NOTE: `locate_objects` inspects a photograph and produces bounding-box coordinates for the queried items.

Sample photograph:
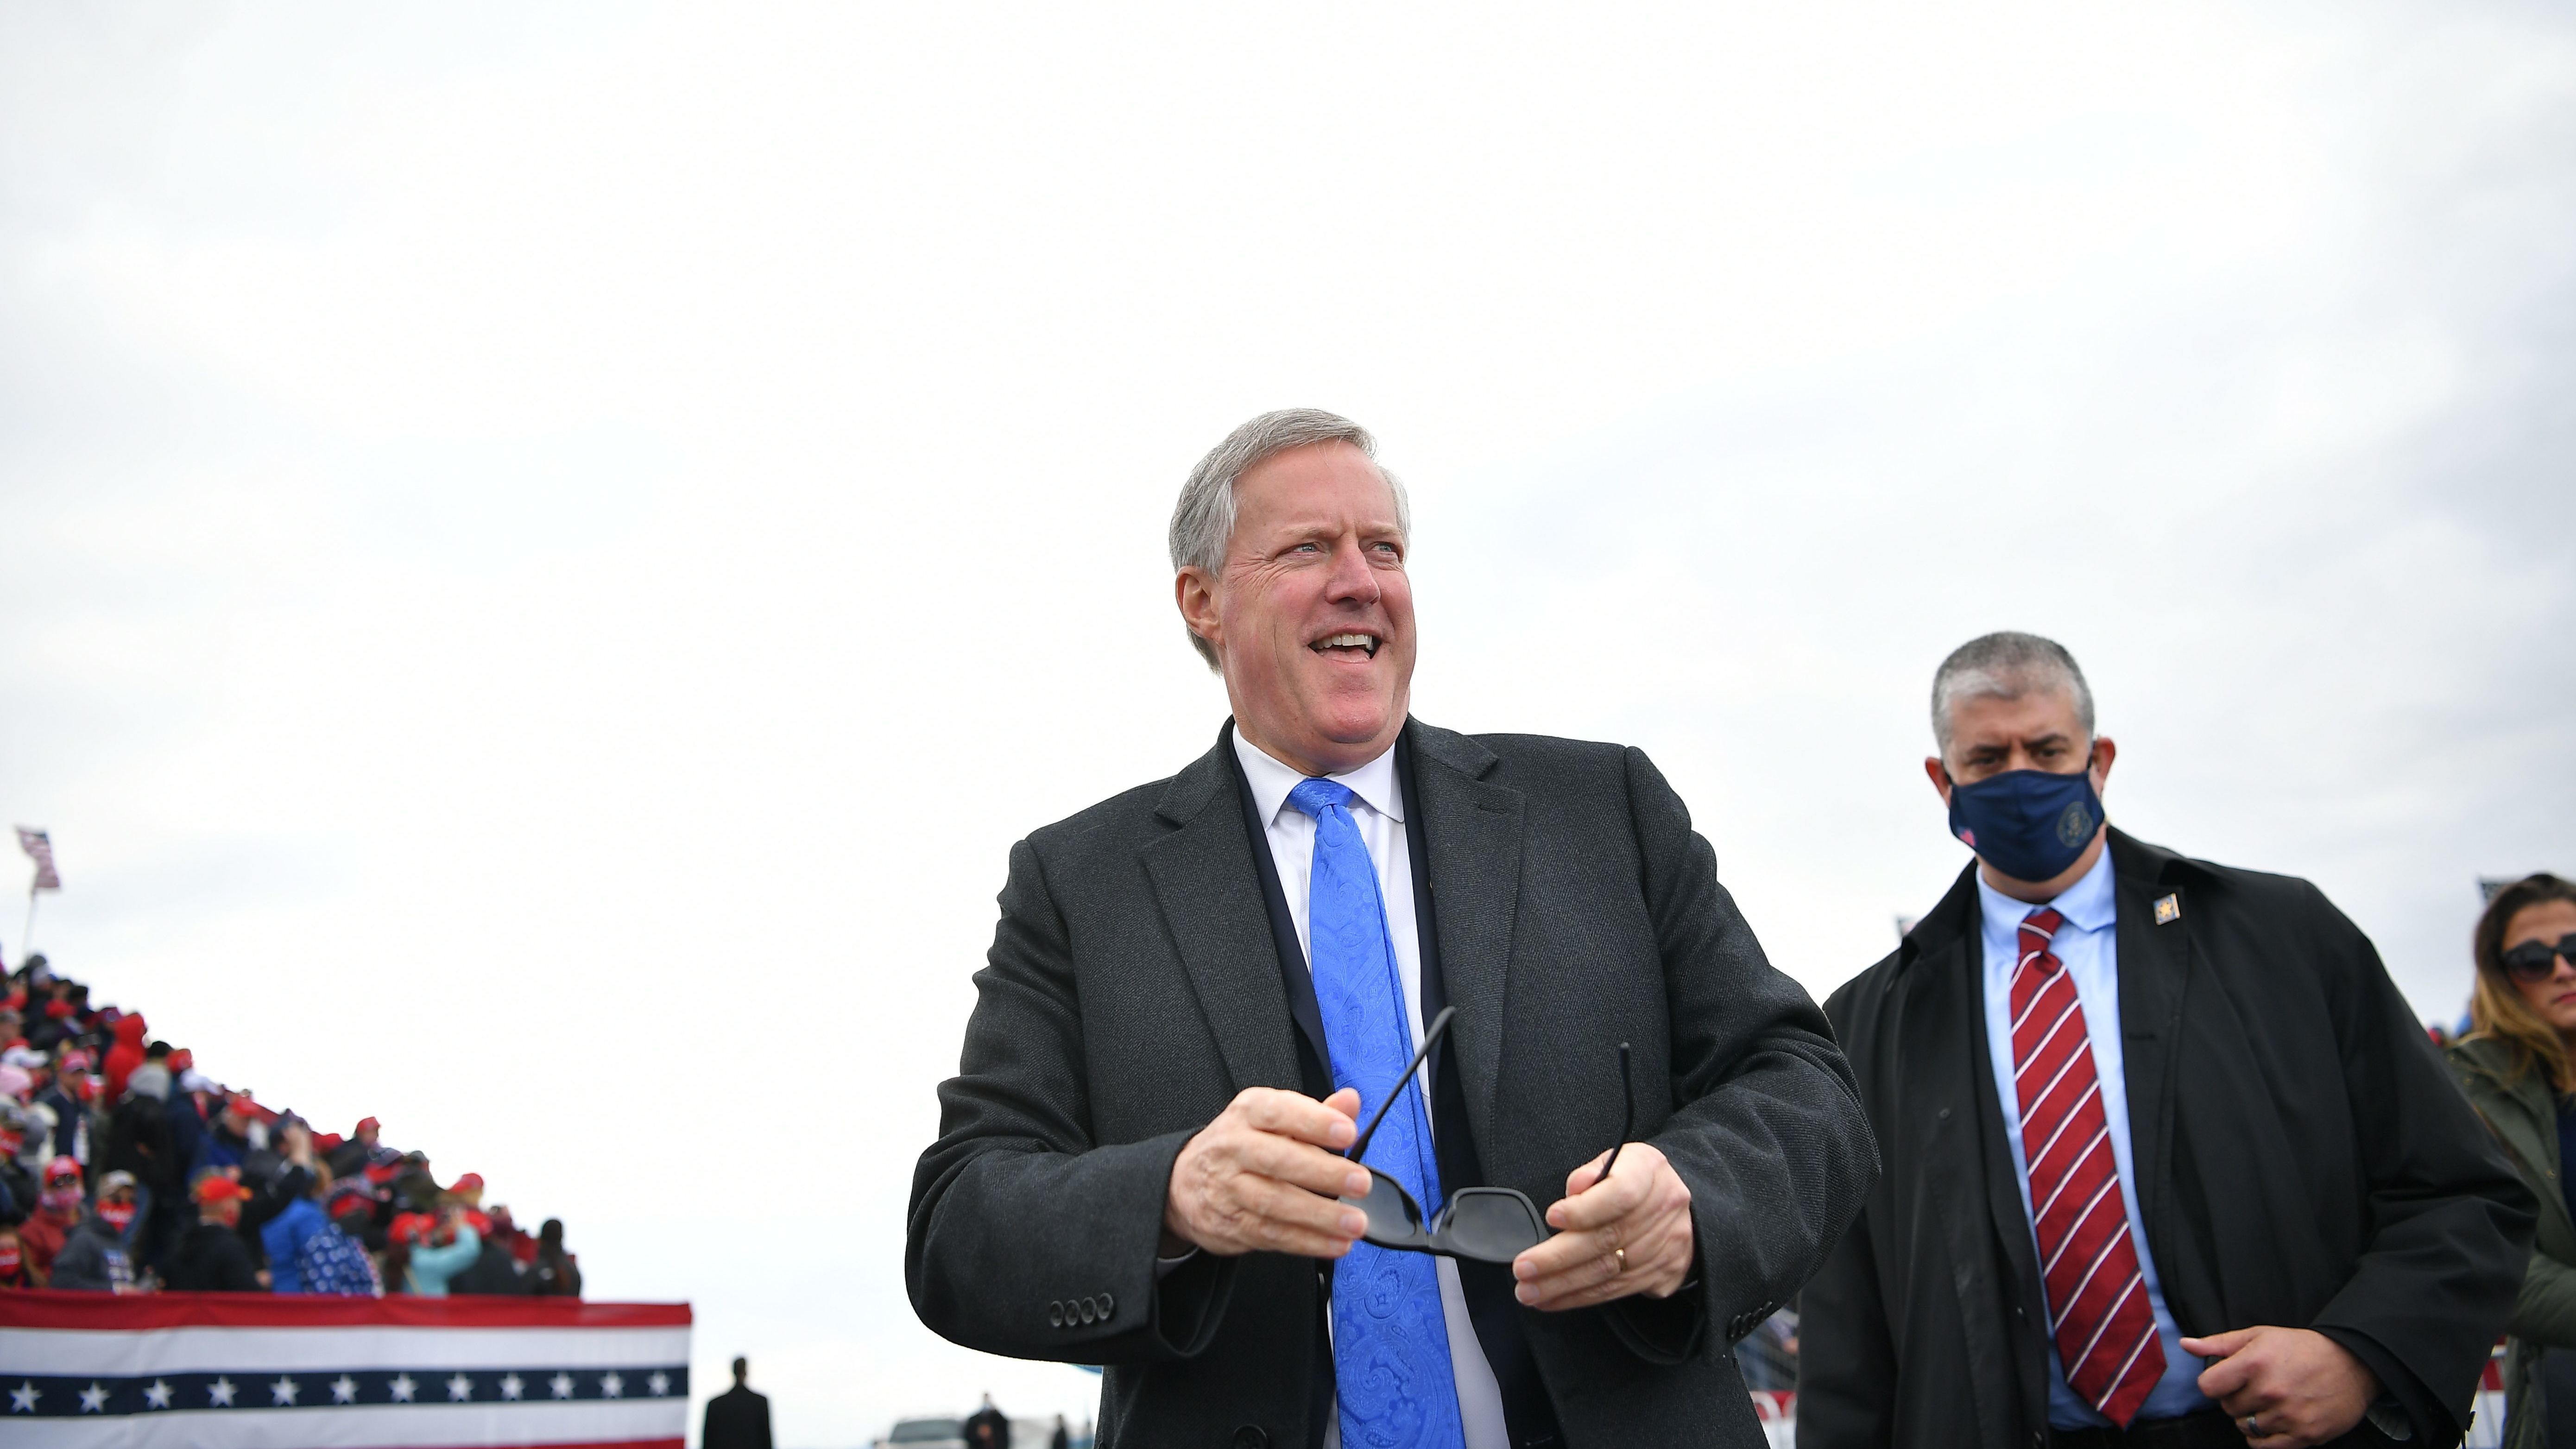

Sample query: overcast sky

[5,3,2572,1444]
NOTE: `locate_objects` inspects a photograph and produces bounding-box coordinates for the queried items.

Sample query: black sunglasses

[1338,1008,1635,1264]
[2502,933,2576,984]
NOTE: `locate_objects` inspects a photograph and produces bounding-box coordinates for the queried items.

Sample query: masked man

[909,409,1875,1449]
[1799,631,2532,1449]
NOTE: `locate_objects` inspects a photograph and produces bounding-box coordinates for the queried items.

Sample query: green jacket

[2450,1036,2576,1449]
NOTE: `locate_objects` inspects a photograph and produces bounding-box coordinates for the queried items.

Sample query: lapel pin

[2154,893,2181,925]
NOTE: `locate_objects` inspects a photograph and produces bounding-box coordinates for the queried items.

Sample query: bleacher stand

[0,952,577,1297]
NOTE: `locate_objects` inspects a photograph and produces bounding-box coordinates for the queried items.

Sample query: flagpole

[21,884,34,960]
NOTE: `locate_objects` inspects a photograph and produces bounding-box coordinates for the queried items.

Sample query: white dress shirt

[1234,733,1511,1449]
[1977,848,2213,1427]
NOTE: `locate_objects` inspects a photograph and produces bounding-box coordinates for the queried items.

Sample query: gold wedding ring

[1612,1247,1627,1275]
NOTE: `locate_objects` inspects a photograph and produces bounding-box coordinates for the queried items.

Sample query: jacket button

[1080,1297,1099,1324]
[1047,1301,1064,1328]
[1097,1291,1114,1321]
[1232,1428,1269,1449]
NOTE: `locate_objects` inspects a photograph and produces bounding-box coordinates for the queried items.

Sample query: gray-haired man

[908,409,1875,1449]
[1798,632,2532,1449]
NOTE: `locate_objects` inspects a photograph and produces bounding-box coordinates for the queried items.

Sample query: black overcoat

[1798,830,2535,1449]
[701,1385,773,1449]
[908,719,1877,1449]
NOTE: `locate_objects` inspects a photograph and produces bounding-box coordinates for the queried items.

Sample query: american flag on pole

[0,1291,691,1449]
[16,827,59,892]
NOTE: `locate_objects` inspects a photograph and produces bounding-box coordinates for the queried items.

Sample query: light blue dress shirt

[1978,848,2213,1427]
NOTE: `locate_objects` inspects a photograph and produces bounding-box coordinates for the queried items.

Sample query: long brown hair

[2466,873,2576,1095]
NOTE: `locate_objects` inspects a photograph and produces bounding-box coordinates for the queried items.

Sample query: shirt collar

[1232,729,1404,826]
[1973,840,2118,935]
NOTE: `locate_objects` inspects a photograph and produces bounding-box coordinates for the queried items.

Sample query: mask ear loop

[1593,1042,1633,1188]
[1348,1006,1456,1163]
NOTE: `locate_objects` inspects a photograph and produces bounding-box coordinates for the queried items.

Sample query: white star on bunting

[389,1373,417,1403]
[648,1371,670,1397]
[271,1376,301,1406]
[7,1382,36,1413]
[207,1377,237,1407]
[79,1383,108,1413]
[447,1373,474,1402]
[330,1376,359,1404]
[600,1371,624,1398]
[144,1380,174,1410]
[500,1373,525,1400]
[549,1373,575,1399]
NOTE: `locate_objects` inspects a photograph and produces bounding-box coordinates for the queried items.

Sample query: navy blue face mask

[1945,763,2104,883]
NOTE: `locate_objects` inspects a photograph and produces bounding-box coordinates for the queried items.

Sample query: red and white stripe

[0,1292,689,1449]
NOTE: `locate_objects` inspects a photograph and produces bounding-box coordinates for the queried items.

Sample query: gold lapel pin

[2154,893,2181,925]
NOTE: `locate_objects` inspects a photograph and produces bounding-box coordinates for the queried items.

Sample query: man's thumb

[2179,1328,2256,1360]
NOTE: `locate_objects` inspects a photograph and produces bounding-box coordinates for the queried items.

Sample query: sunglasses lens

[1437,1190,1548,1263]
[2505,943,2563,982]
[1346,1170,1426,1247]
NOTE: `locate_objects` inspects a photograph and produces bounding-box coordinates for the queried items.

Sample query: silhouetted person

[965,1393,1009,1449]
[1048,1413,1070,1449]
[701,1356,771,1449]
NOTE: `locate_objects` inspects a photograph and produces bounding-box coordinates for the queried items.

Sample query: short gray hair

[1168,408,1409,670]
[1930,631,2096,755]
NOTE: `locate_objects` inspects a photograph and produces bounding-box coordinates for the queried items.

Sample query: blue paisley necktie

[1286,777,1465,1449]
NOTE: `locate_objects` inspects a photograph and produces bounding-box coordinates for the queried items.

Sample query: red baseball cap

[191,1175,253,1206]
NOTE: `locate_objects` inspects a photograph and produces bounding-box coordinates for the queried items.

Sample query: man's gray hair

[1168,408,1410,670]
[1930,631,2096,755]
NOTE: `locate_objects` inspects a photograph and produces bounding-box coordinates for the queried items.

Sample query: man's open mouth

[1311,632,1381,660]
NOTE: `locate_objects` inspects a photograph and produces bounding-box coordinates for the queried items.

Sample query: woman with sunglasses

[2450,871,2576,1449]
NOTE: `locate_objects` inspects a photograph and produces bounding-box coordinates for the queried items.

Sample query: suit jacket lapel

[1404,720,1523,1153]
[1912,863,2051,1431]
[1142,735,1306,1095]
[2109,829,2192,1325]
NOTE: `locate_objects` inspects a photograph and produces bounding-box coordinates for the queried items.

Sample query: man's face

[1927,685,2109,799]
[1178,441,1416,776]
[208,1198,242,1227]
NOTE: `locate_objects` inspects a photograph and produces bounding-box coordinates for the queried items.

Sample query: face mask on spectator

[0,1129,19,1156]
[39,1185,82,1214]
[0,1244,20,1274]
[99,1201,138,1231]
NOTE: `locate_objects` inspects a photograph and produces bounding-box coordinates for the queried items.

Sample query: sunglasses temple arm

[1594,1042,1634,1189]
[1350,1006,1457,1162]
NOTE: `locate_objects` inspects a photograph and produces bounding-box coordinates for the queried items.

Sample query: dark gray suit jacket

[908,719,1876,1449]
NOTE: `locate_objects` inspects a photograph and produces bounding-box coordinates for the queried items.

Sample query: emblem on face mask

[2055,801,2095,848]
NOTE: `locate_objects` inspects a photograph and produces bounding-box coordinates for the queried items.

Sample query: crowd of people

[0,952,579,1298]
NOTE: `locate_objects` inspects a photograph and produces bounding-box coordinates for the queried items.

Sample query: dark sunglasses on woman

[2501,933,2576,984]
[1337,1006,1634,1264]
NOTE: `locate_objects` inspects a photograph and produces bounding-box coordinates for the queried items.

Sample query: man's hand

[1164,1087,1370,1259]
[1510,1141,1695,1310]
[2180,1326,2379,1448]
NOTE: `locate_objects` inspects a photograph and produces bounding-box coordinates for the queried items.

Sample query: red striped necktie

[2011,906,2165,1426]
